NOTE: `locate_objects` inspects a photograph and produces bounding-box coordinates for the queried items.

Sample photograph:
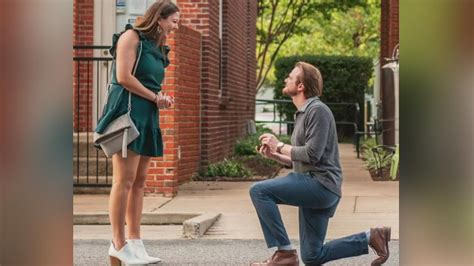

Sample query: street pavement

[74,239,399,265]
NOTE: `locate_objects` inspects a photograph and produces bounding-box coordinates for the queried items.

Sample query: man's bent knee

[249,182,266,199]
[301,251,324,266]
[302,258,323,266]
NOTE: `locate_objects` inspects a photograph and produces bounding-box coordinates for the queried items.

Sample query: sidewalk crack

[149,198,174,212]
[353,196,358,213]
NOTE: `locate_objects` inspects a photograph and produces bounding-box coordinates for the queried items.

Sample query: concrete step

[73,157,113,176]
[73,186,111,194]
[73,176,113,194]
[73,175,113,185]
[73,132,106,157]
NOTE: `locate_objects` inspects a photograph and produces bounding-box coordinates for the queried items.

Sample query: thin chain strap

[128,41,143,113]
[104,38,143,113]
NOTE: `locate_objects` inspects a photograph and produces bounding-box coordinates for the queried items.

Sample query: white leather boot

[127,239,162,264]
[108,241,148,266]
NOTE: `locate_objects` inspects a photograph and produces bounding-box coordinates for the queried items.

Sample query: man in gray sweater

[250,62,391,266]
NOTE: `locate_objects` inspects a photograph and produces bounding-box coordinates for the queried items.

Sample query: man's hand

[259,133,280,153]
[256,143,276,159]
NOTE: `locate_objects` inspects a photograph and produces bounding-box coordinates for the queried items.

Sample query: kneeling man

[250,62,391,266]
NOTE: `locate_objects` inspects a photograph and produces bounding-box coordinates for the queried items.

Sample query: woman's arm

[115,30,158,103]
[115,30,172,109]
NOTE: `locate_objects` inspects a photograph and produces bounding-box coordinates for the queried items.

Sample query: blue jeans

[249,172,368,265]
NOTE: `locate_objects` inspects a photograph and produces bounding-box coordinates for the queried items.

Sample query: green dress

[95,24,170,157]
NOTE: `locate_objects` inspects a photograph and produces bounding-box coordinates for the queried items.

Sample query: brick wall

[178,0,257,167]
[381,0,399,145]
[73,0,257,195]
[73,0,94,132]
[174,28,202,187]
[220,0,257,158]
[145,26,202,196]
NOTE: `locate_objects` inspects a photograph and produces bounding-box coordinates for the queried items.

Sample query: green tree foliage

[257,0,380,89]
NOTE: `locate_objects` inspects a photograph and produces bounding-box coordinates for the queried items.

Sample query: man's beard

[283,86,298,97]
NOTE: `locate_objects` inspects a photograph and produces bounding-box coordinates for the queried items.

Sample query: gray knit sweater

[290,97,343,196]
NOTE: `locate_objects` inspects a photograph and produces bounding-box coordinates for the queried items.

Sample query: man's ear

[297,83,305,92]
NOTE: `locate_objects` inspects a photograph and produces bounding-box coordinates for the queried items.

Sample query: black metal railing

[73,45,113,187]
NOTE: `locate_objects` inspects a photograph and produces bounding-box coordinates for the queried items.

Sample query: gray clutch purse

[93,95,140,158]
[93,41,143,158]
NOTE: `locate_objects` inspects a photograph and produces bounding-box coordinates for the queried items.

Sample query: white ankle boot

[108,241,148,266]
[127,239,162,264]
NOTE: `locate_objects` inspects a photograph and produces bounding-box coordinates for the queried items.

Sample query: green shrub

[363,147,393,171]
[234,135,261,156]
[274,55,373,138]
[255,124,274,135]
[361,137,378,150]
[200,158,252,178]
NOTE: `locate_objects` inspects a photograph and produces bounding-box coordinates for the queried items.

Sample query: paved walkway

[74,144,399,241]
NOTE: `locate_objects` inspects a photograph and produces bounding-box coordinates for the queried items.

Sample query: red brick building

[73,0,257,196]
[380,0,399,145]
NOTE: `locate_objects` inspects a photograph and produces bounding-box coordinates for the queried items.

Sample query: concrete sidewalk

[74,144,399,240]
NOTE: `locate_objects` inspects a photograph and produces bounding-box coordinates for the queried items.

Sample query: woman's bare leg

[126,155,151,239]
[109,151,141,250]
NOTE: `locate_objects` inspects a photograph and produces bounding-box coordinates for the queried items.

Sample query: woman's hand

[155,92,174,109]
[165,95,175,108]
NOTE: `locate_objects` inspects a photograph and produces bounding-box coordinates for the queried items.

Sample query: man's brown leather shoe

[250,249,299,266]
[369,226,391,265]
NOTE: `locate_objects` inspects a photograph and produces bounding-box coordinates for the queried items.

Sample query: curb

[73,187,111,194]
[74,212,222,239]
[183,213,221,239]
[74,212,199,225]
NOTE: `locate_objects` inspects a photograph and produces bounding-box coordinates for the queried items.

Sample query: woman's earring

[157,25,162,33]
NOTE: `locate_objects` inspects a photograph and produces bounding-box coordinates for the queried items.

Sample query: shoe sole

[371,227,391,266]
[385,226,391,242]
[380,226,391,265]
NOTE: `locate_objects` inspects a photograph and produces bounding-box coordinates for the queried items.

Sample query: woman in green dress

[95,1,179,265]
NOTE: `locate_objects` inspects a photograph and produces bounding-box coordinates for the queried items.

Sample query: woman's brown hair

[135,0,179,46]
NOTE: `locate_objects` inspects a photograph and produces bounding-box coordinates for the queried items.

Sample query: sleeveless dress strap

[109,24,145,58]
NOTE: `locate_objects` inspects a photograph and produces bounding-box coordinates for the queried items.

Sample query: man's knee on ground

[301,250,324,266]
